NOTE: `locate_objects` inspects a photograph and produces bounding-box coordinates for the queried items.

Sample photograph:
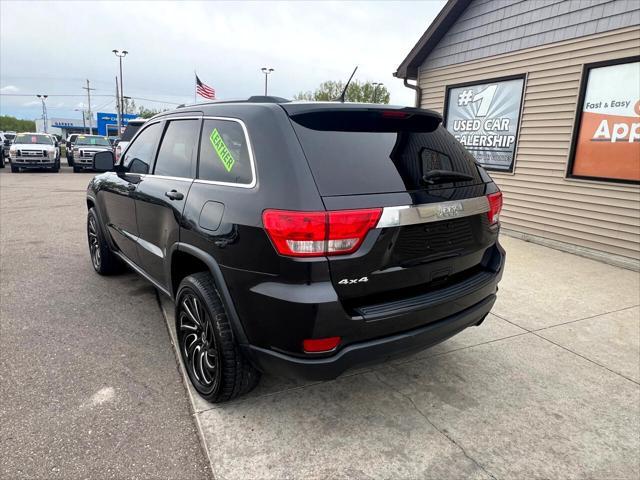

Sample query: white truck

[70,135,113,173]
[9,132,59,173]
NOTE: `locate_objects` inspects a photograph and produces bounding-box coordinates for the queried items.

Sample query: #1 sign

[445,77,525,172]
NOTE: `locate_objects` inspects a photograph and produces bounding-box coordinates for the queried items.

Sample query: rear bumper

[244,294,496,381]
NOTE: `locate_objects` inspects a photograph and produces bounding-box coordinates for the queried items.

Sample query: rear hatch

[284,104,500,317]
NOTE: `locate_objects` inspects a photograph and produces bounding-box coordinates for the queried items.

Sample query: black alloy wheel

[86,207,121,275]
[87,214,101,271]
[177,290,222,396]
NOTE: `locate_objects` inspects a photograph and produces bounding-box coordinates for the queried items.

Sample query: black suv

[86,98,505,402]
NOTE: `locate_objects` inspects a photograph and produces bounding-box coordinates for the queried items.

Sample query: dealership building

[35,112,138,138]
[396,0,640,269]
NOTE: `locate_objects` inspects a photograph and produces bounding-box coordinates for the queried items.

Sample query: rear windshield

[5,133,15,140]
[290,122,483,196]
[121,122,145,142]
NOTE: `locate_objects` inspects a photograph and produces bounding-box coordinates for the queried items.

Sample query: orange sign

[571,61,640,182]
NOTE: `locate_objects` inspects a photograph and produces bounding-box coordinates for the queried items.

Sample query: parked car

[9,132,59,172]
[47,133,61,162]
[114,118,146,163]
[86,99,505,403]
[1,131,17,165]
[71,135,112,172]
[65,133,80,166]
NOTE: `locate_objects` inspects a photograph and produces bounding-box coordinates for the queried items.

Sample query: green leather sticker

[209,128,235,172]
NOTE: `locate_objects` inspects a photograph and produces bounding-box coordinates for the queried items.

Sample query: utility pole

[115,76,122,135]
[82,79,95,134]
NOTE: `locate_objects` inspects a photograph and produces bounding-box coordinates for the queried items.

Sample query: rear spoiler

[282,104,442,133]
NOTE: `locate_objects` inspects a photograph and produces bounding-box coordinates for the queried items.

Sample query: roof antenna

[336,66,358,103]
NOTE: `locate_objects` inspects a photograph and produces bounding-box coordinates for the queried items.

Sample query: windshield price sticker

[210,128,235,172]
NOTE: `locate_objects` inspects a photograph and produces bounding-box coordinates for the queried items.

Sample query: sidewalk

[162,235,640,479]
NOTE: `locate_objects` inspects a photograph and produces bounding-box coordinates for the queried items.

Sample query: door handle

[165,190,184,201]
[126,184,136,191]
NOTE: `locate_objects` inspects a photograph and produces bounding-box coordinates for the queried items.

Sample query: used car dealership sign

[445,77,525,172]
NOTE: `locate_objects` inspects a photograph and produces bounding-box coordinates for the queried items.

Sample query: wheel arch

[169,243,249,345]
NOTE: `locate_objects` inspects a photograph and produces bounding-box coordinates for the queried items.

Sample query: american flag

[196,74,216,100]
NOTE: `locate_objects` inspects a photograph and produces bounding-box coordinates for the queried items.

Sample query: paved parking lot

[0,167,210,479]
[1,167,639,479]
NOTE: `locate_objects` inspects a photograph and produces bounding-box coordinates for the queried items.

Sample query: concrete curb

[156,291,217,480]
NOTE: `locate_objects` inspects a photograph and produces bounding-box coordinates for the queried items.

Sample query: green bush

[0,115,36,132]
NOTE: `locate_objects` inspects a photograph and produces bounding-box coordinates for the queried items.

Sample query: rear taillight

[487,192,503,225]
[262,208,382,257]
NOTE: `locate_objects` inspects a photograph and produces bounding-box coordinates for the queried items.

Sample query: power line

[0,93,184,105]
[0,93,114,97]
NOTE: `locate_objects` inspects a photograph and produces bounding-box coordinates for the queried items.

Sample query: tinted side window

[122,122,163,174]
[198,119,253,185]
[154,119,199,178]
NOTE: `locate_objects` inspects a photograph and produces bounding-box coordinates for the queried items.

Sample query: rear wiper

[422,169,474,185]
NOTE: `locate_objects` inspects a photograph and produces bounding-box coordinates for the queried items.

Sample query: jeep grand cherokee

[86,98,505,403]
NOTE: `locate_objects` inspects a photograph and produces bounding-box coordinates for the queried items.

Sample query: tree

[294,80,390,104]
[119,97,166,119]
[0,115,36,132]
[136,106,166,119]
[121,97,137,115]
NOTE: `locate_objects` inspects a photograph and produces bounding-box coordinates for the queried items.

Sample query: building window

[568,56,640,184]
[444,75,524,173]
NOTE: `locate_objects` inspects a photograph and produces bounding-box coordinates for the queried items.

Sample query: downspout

[403,77,422,108]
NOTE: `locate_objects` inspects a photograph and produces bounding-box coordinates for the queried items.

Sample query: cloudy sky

[0,1,445,121]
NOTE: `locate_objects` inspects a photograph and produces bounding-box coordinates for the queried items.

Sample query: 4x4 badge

[338,277,369,285]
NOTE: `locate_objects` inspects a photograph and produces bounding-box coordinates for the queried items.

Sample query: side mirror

[93,150,115,172]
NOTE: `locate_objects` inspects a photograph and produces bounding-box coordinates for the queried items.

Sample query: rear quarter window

[198,119,253,185]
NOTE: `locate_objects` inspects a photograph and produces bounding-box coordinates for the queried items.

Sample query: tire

[87,207,121,275]
[0,155,5,168]
[51,160,60,173]
[11,165,18,173]
[73,166,80,173]
[176,272,260,403]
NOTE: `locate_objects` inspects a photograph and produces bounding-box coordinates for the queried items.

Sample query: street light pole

[112,49,129,130]
[372,82,384,103]
[74,108,86,132]
[261,67,274,96]
[36,95,48,133]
